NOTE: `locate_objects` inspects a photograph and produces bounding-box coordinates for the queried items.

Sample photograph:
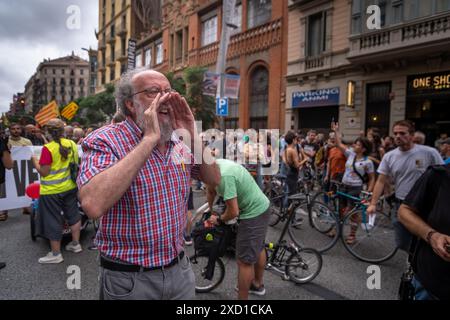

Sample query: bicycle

[190,199,323,293]
[290,180,398,263]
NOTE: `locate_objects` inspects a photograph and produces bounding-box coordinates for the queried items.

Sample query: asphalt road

[0,191,407,300]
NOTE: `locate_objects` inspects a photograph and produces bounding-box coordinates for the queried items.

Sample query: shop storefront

[406,71,450,145]
[292,87,340,134]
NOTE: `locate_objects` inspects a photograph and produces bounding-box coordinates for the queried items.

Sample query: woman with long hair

[331,122,376,244]
[31,119,82,264]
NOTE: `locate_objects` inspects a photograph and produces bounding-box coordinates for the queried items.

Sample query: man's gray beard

[135,101,173,142]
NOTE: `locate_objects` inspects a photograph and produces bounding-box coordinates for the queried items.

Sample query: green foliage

[71,83,116,126]
[166,67,217,129]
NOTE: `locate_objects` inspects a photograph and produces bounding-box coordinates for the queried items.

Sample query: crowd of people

[0,66,449,300]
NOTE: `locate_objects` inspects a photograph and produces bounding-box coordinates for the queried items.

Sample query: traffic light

[20,98,25,107]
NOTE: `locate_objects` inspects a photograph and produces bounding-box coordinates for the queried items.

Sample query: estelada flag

[35,101,59,126]
[61,102,79,120]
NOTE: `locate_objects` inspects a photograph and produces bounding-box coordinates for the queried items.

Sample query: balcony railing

[192,18,283,66]
[348,12,450,61]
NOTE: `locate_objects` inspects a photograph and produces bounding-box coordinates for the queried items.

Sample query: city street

[0,191,407,300]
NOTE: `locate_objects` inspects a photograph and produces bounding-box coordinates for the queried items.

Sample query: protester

[206,158,270,300]
[24,124,46,146]
[332,122,375,244]
[324,132,346,184]
[72,128,85,144]
[77,68,220,300]
[381,135,396,157]
[439,138,450,165]
[413,131,426,145]
[0,134,13,269]
[7,123,32,148]
[64,125,74,140]
[301,130,319,165]
[367,120,444,251]
[7,123,32,215]
[30,119,82,264]
[434,133,448,149]
[398,163,450,300]
[0,134,14,223]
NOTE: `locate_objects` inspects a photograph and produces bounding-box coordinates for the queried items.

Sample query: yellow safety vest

[40,138,78,195]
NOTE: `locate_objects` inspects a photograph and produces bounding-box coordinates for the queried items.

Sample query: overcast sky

[0,0,98,113]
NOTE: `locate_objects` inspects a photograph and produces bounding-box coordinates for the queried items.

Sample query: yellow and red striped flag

[61,102,79,120]
[35,101,59,126]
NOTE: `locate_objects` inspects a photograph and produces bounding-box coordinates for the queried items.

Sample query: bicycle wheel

[285,248,322,284]
[342,209,398,263]
[268,195,284,227]
[189,254,225,293]
[288,201,339,253]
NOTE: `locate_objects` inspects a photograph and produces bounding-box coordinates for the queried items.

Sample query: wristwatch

[426,230,437,244]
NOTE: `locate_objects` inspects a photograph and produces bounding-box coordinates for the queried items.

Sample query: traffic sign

[216,97,228,116]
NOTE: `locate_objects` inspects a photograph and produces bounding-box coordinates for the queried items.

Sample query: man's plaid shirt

[77,117,199,267]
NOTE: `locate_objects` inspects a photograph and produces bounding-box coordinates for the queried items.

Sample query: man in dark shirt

[0,134,14,269]
[398,164,450,300]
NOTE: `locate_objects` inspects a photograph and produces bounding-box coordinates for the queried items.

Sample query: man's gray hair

[115,67,152,116]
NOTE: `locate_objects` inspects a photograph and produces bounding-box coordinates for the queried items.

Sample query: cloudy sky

[0,0,98,113]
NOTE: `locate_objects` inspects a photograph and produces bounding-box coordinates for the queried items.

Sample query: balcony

[117,25,127,37]
[107,34,116,45]
[348,12,450,63]
[98,41,107,51]
[192,18,283,67]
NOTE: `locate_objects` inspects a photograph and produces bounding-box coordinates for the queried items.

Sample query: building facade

[287,0,450,144]
[134,0,288,130]
[96,0,147,93]
[24,53,90,113]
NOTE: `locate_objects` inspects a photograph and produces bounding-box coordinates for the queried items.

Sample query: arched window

[249,66,268,130]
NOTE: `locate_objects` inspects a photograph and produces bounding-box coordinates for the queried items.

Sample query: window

[249,67,268,130]
[231,4,242,34]
[122,37,127,56]
[307,12,327,57]
[70,69,75,76]
[110,68,115,81]
[44,69,47,75]
[111,0,115,20]
[111,44,115,61]
[145,48,152,66]
[62,69,65,75]
[201,15,218,46]
[175,31,183,63]
[80,69,84,75]
[156,42,163,64]
[136,52,142,67]
[437,0,450,12]
[247,0,272,29]
[392,0,403,23]
[52,69,55,75]
[122,0,126,9]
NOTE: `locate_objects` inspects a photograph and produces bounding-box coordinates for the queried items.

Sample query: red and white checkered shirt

[77,117,199,267]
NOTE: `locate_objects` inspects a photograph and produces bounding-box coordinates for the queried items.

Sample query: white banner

[0,146,82,211]
[0,147,41,210]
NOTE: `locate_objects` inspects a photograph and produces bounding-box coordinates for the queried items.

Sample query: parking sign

[216,97,228,116]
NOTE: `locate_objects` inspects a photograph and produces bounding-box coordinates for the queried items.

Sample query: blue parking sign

[216,97,228,116]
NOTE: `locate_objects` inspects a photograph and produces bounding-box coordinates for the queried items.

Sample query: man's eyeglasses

[131,87,175,99]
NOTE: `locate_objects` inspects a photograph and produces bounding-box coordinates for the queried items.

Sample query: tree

[166,67,217,129]
[71,84,116,127]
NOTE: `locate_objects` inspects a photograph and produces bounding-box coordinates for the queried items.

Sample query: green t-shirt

[215,159,270,220]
